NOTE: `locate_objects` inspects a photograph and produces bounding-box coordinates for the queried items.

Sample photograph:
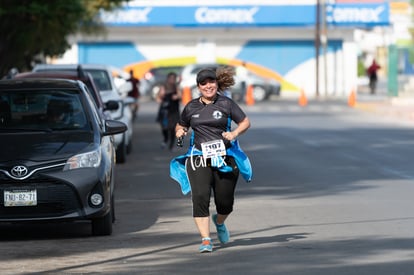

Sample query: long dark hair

[216,66,235,92]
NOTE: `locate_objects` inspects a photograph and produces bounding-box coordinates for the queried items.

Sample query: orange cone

[181,86,192,105]
[348,89,356,107]
[298,89,308,107]
[245,85,255,106]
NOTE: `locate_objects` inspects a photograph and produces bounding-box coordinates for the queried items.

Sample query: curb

[354,100,414,122]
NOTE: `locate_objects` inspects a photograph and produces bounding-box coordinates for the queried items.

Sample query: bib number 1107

[201,139,226,159]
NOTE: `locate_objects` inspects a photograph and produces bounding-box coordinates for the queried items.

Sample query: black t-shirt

[178,95,246,150]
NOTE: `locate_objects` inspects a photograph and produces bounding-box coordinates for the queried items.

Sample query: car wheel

[252,86,267,102]
[91,205,113,236]
[116,135,127,164]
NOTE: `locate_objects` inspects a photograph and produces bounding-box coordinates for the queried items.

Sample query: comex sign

[326,4,388,25]
[100,4,388,27]
[101,6,259,25]
[101,7,152,24]
[195,7,259,24]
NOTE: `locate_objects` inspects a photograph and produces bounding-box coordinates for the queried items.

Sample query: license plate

[4,190,37,207]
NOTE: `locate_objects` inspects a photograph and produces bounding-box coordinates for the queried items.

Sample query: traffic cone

[181,86,192,105]
[298,89,308,107]
[348,89,356,107]
[245,85,255,106]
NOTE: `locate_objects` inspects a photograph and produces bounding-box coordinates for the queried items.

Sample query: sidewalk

[355,80,414,123]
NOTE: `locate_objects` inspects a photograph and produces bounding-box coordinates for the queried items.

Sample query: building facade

[59,0,391,97]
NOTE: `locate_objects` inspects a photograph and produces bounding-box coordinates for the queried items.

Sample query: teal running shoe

[212,214,230,244]
[199,237,213,253]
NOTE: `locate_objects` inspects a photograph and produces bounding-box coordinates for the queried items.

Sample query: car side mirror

[104,100,119,111]
[104,120,127,136]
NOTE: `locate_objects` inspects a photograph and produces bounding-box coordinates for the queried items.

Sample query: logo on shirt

[212,110,223,120]
[192,114,200,118]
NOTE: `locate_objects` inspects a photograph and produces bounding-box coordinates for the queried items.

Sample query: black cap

[196,69,216,85]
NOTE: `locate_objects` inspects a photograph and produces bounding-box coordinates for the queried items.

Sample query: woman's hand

[175,127,188,138]
[222,131,238,141]
[222,117,250,141]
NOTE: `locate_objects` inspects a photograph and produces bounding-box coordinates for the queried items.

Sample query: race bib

[201,139,226,159]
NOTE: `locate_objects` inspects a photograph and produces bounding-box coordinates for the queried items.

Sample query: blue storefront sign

[100,3,389,28]
[326,3,389,27]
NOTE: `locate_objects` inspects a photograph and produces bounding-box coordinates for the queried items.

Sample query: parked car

[0,78,127,235]
[179,63,281,102]
[33,64,134,163]
[140,66,183,99]
[13,70,119,121]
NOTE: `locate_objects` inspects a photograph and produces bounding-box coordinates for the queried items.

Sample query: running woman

[173,66,252,253]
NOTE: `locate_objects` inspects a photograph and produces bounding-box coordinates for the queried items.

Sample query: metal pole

[321,0,328,97]
[315,0,321,97]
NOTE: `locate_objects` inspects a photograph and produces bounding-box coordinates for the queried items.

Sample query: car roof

[14,72,104,108]
[34,63,112,70]
[32,64,125,93]
[0,78,82,90]
[33,64,127,78]
[16,71,88,81]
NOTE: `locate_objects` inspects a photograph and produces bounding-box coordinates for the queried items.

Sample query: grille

[0,175,82,219]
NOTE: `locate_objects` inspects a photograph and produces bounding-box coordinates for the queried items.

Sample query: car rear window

[0,89,89,132]
[83,69,112,91]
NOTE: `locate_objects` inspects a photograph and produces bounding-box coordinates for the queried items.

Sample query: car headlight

[64,148,102,170]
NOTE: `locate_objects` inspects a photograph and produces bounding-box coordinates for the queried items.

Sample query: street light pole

[315,0,321,97]
[321,0,328,97]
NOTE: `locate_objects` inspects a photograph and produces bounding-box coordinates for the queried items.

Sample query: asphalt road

[1,98,414,275]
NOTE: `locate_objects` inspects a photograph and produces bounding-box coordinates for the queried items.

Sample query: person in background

[172,66,252,253]
[127,69,140,120]
[367,59,381,94]
[156,72,181,150]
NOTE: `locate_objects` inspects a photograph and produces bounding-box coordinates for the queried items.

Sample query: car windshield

[0,89,89,132]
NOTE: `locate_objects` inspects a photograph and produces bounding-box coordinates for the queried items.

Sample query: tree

[0,0,128,77]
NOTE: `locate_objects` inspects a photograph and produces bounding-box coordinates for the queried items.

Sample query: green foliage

[0,0,128,77]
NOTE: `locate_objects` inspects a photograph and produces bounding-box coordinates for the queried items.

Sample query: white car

[179,63,281,102]
[33,64,134,163]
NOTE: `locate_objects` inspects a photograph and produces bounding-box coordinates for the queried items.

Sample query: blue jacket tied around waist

[170,140,253,195]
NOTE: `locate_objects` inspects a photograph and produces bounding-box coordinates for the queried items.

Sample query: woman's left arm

[222,117,250,141]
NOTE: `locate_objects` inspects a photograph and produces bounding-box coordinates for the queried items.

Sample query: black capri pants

[186,156,239,217]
